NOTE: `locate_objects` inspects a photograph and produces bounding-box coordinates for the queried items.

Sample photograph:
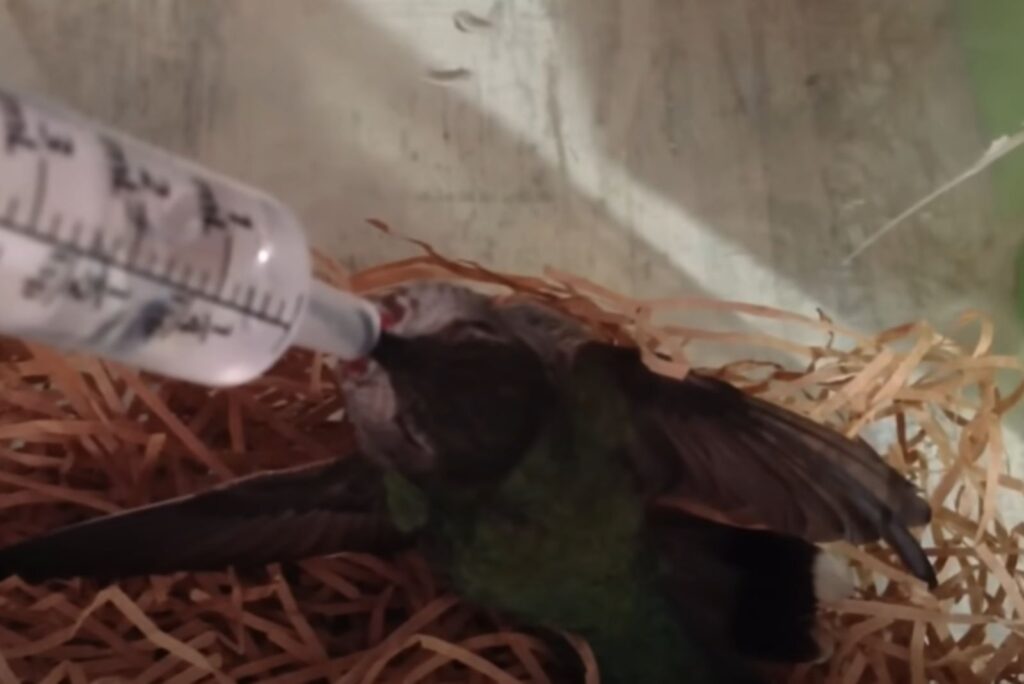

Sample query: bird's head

[336,281,501,391]
[370,280,496,337]
[337,281,547,481]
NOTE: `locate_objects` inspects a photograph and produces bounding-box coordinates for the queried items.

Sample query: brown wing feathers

[597,343,936,586]
[0,457,408,582]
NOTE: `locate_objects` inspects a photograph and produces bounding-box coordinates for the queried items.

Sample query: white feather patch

[813,551,855,604]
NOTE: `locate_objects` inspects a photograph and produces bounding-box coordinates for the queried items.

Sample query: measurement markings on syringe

[0,91,75,156]
[0,210,298,331]
[0,89,354,382]
[0,93,299,333]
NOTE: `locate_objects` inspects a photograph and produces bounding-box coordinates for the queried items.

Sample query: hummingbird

[0,281,935,683]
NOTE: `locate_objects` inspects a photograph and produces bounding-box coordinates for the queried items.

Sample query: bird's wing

[583,343,935,586]
[0,456,409,582]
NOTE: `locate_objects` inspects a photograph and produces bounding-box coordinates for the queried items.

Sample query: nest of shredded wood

[1,246,1023,684]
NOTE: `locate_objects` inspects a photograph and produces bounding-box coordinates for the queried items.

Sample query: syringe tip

[295,281,381,360]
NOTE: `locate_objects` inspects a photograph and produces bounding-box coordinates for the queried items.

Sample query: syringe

[0,87,380,386]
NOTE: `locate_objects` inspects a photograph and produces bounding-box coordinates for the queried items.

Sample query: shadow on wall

[554,0,1021,348]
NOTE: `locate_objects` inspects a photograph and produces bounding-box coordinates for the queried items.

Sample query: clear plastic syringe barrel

[0,88,315,386]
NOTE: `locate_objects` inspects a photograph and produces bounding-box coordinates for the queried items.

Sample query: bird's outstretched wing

[581,343,936,587]
[0,456,409,582]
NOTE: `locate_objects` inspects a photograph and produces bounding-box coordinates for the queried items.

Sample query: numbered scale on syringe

[0,89,312,385]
